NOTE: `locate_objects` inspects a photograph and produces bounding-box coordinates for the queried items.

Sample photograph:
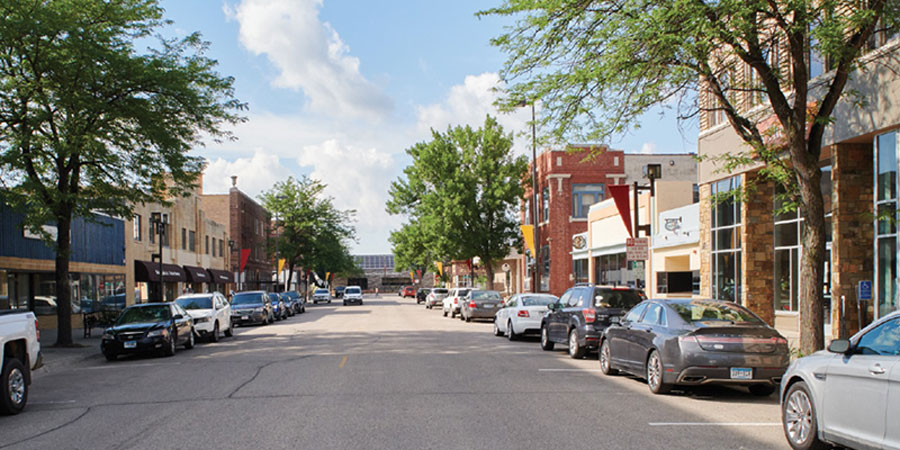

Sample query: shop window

[573,259,589,284]
[0,271,29,312]
[572,184,605,218]
[711,176,742,302]
[877,131,900,318]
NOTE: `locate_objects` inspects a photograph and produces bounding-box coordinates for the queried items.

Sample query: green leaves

[388,115,528,272]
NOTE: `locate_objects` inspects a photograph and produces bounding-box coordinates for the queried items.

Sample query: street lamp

[518,99,540,293]
[228,239,236,291]
[150,212,169,302]
[632,163,662,237]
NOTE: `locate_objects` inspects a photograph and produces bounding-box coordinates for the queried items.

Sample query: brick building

[521,147,697,297]
[202,176,272,291]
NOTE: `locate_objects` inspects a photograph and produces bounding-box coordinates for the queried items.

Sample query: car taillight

[35,319,40,341]
[583,309,596,324]
[517,310,530,318]
[454,298,458,304]
[468,301,476,308]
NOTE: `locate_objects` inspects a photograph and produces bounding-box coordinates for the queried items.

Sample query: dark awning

[134,260,186,282]
[207,268,234,283]
[183,265,211,283]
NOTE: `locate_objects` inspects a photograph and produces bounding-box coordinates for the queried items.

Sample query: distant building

[332,254,433,292]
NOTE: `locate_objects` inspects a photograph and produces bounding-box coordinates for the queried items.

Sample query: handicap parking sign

[858,280,873,301]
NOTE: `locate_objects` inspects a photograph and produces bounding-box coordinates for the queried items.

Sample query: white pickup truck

[0,310,42,415]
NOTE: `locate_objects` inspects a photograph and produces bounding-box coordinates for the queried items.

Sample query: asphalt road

[1,295,788,449]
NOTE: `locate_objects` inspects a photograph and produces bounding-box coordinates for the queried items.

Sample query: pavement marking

[76,362,182,370]
[30,400,76,405]
[339,355,348,368]
[648,422,781,427]
[538,368,605,373]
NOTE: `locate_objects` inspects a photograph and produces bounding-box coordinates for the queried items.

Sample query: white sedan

[175,293,233,342]
[494,293,559,340]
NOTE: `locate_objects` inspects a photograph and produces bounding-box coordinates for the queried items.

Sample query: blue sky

[161,0,697,254]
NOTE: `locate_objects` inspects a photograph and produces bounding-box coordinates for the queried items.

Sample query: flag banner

[278,259,286,274]
[416,269,422,278]
[436,262,443,276]
[326,272,331,282]
[240,249,251,272]
[609,184,633,237]
[520,225,535,257]
[409,271,414,280]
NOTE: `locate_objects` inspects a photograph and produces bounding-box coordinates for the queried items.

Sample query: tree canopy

[0,0,245,345]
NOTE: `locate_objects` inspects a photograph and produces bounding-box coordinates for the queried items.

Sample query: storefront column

[699,184,712,298]
[832,143,874,338]
[741,172,776,326]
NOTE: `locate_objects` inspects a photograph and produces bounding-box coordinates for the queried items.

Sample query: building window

[877,131,899,318]
[541,186,549,222]
[189,230,196,252]
[205,235,209,254]
[211,238,216,257]
[219,239,224,258]
[133,215,142,241]
[182,228,187,250]
[572,184,605,218]
[693,184,699,203]
[541,245,550,292]
[711,176,742,302]
[573,259,589,284]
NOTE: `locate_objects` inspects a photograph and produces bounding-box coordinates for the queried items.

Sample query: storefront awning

[183,265,211,283]
[134,260,186,282]
[207,268,234,284]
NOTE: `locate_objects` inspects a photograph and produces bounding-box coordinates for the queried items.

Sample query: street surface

[1,295,787,449]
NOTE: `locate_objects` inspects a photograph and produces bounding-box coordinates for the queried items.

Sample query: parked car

[0,310,42,415]
[442,288,471,318]
[101,303,195,361]
[284,291,306,314]
[312,288,331,304]
[780,309,900,450]
[401,286,416,298]
[343,286,364,305]
[425,288,448,309]
[175,293,233,342]
[541,285,646,359]
[279,293,296,317]
[494,293,559,340]
[269,293,288,320]
[600,299,789,396]
[416,288,431,304]
[459,290,503,322]
[230,291,274,326]
[334,286,346,299]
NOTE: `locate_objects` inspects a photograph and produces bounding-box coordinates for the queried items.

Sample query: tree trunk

[485,261,495,291]
[54,212,73,347]
[795,152,827,355]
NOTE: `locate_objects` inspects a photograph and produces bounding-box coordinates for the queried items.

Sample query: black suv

[540,285,646,359]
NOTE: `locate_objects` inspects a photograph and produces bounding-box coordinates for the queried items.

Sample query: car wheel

[540,325,554,351]
[443,309,448,317]
[328,300,331,304]
[782,381,827,450]
[450,310,456,319]
[164,334,177,357]
[568,329,585,359]
[314,300,318,305]
[646,350,671,394]
[749,384,776,397]
[493,319,503,336]
[465,313,471,323]
[185,329,195,349]
[210,322,220,343]
[0,358,28,415]
[599,340,618,375]
[224,323,233,337]
[507,320,518,341]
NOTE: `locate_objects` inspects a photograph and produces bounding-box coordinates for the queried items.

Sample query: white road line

[30,400,76,405]
[538,369,605,372]
[648,422,781,427]
[76,362,182,370]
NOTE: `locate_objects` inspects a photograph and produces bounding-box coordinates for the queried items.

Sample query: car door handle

[870,364,886,375]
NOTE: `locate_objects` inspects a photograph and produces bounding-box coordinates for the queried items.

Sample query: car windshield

[286,292,300,299]
[269,294,280,302]
[315,289,329,295]
[175,296,212,310]
[232,293,263,305]
[521,295,558,306]
[472,291,501,300]
[671,301,763,324]
[346,288,361,294]
[116,306,170,325]
[457,289,470,296]
[593,289,644,309]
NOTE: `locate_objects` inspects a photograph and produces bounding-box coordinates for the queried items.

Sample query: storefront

[133,260,186,302]
[183,265,211,294]
[651,203,700,297]
[207,269,235,294]
[875,130,900,319]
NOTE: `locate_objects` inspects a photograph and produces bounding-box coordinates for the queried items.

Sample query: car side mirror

[173,314,184,320]
[827,339,852,354]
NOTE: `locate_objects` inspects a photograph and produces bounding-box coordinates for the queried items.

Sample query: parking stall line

[648,422,781,427]
[538,368,605,373]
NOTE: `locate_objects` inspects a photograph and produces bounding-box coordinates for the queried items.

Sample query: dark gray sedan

[459,290,503,322]
[599,299,790,396]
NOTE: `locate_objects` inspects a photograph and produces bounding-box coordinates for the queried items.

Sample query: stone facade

[698,183,712,298]
[741,172,775,326]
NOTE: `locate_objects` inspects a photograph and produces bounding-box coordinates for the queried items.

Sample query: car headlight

[194,317,210,324]
[102,330,115,340]
[254,307,264,313]
[147,328,168,338]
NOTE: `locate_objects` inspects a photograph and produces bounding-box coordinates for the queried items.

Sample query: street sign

[631,261,645,278]
[626,237,649,261]
[858,280,873,301]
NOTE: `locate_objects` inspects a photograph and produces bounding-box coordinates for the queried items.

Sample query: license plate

[241,316,249,320]
[730,368,753,380]
[482,304,494,308]
[124,341,137,349]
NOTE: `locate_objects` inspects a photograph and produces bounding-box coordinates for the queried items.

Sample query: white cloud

[415,72,533,156]
[202,148,292,198]
[226,0,393,120]
[638,141,658,154]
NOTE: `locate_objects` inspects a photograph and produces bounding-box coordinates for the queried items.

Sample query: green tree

[483,0,896,354]
[0,0,245,346]
[388,115,528,290]
[260,176,358,298]
[390,219,438,287]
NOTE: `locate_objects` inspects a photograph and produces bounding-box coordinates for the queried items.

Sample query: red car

[401,286,416,298]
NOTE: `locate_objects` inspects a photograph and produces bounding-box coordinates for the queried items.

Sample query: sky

[161,0,699,254]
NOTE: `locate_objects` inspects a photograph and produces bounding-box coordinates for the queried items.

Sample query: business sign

[626,237,649,261]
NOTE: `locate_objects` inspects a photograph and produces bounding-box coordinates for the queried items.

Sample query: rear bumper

[672,366,786,386]
[467,309,499,319]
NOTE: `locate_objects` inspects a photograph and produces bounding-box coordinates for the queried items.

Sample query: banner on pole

[240,249,251,272]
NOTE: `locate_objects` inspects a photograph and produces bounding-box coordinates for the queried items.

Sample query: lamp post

[631,164,662,291]
[518,100,540,293]
[150,212,168,302]
[228,239,236,291]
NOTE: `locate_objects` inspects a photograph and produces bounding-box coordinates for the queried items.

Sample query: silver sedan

[780,309,900,450]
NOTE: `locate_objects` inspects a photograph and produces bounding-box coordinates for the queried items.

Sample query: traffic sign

[858,280,872,301]
[626,237,649,261]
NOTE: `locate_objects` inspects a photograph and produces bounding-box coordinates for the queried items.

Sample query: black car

[279,293,296,317]
[101,303,195,361]
[416,288,431,304]
[541,285,646,359]
[230,291,274,326]
[334,286,346,299]
[269,293,288,320]
[600,299,790,395]
[284,291,306,314]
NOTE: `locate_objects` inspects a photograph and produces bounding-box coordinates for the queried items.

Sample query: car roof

[176,293,215,299]
[235,290,266,295]
[126,302,172,309]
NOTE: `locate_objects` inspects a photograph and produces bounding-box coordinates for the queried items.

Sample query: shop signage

[572,234,587,250]
[23,224,58,241]
[501,263,511,272]
[626,237,649,261]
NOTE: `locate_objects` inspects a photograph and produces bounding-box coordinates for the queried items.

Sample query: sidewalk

[36,328,102,373]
